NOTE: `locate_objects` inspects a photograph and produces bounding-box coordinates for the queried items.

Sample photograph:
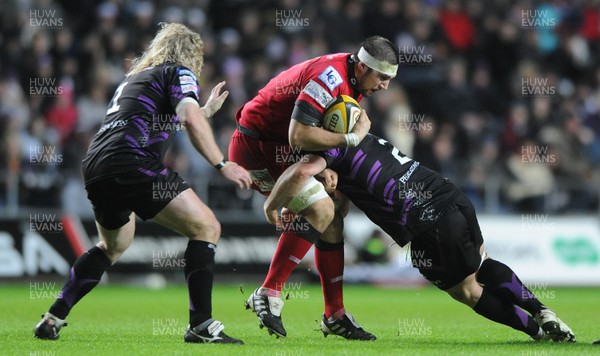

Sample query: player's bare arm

[288,109,370,151]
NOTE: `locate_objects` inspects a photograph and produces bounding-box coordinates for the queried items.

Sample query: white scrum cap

[357,47,398,78]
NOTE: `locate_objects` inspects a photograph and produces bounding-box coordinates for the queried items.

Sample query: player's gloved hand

[317,168,337,193]
[201,81,229,118]
[346,110,371,147]
[220,161,252,189]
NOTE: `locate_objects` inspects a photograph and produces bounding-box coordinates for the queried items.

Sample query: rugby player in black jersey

[34,23,251,344]
[264,134,575,342]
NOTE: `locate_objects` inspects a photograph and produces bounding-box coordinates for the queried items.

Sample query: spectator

[0,0,597,214]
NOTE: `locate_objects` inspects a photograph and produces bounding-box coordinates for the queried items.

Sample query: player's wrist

[345,133,360,147]
[213,159,229,171]
[201,106,213,118]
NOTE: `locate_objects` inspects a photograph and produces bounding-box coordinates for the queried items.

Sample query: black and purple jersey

[82,63,199,184]
[318,134,460,246]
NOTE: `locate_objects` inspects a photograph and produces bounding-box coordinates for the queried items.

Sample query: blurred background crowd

[1,0,599,219]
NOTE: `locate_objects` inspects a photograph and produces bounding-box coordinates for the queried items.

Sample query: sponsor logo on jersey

[177,68,197,80]
[180,84,198,96]
[177,69,198,98]
[179,75,196,85]
[302,80,333,108]
[399,161,419,184]
[98,119,127,134]
[318,65,344,91]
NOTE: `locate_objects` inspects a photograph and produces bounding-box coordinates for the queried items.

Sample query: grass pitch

[2,282,599,355]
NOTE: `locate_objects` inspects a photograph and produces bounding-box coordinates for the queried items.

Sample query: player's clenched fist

[350,110,371,142]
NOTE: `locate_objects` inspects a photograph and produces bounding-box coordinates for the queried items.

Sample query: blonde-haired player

[34,23,251,344]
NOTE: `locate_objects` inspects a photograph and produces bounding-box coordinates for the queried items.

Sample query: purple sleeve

[314,147,344,168]
[165,65,200,110]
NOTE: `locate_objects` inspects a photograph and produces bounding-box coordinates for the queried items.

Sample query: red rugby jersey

[236,53,363,143]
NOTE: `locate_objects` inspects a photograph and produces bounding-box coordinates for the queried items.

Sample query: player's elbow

[288,130,306,150]
[289,121,316,150]
[178,103,203,131]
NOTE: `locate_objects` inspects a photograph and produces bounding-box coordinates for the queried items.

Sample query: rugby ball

[322,95,361,134]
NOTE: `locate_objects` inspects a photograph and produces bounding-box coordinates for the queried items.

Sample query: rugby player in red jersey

[230,36,399,339]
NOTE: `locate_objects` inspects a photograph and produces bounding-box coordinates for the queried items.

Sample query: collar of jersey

[346,54,361,97]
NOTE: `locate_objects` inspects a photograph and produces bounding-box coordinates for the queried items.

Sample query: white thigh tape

[287,177,329,214]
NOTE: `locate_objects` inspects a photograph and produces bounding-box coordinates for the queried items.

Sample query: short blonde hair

[127,22,204,77]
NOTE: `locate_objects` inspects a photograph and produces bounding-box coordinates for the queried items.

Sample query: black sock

[314,239,344,251]
[49,246,112,319]
[476,259,544,315]
[473,288,540,336]
[185,240,216,328]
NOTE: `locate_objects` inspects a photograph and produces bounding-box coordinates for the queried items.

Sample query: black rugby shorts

[409,192,484,290]
[85,168,190,229]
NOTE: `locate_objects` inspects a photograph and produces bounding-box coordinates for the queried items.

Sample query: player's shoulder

[307,53,350,74]
[162,62,198,81]
[305,53,351,92]
[359,134,390,152]
[311,53,350,64]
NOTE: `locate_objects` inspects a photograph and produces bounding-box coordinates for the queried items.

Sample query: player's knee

[96,240,126,263]
[302,197,335,233]
[319,210,344,243]
[335,195,351,217]
[447,275,482,307]
[448,287,473,304]
[188,217,221,243]
[320,199,335,228]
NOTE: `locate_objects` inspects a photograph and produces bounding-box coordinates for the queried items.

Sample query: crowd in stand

[1,0,599,216]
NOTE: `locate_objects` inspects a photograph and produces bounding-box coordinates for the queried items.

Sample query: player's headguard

[355,36,399,78]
